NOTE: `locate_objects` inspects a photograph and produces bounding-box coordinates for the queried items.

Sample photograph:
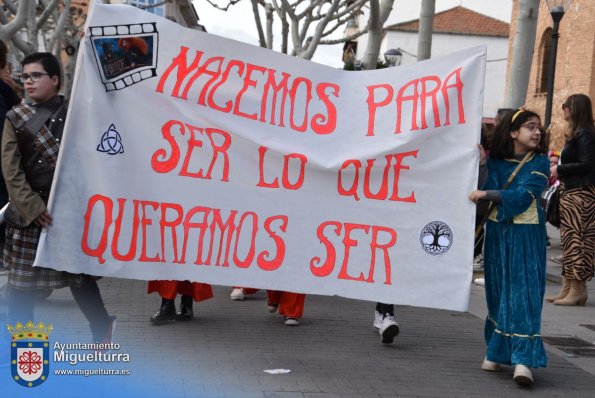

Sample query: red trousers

[147,280,213,302]
[267,290,305,318]
[233,287,305,318]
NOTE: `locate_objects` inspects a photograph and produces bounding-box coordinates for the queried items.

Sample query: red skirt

[147,280,213,302]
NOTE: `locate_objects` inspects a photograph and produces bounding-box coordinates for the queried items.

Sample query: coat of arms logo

[7,321,53,387]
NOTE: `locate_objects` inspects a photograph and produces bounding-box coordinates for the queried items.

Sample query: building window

[537,28,552,94]
[128,0,165,18]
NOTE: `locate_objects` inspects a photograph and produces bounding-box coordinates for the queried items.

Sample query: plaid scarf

[11,102,62,169]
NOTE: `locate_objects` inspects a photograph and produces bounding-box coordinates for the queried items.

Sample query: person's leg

[278,292,306,326]
[556,188,592,305]
[378,303,394,316]
[147,281,177,325]
[177,294,193,321]
[266,290,282,313]
[69,278,115,343]
[373,303,384,329]
[7,286,36,324]
[175,281,215,321]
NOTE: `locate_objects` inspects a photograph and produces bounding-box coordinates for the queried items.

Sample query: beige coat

[1,119,47,226]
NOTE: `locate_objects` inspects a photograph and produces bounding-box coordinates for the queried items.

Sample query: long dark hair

[490,108,548,159]
[563,94,594,140]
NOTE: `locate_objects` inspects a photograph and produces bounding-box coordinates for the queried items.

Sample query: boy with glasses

[1,53,116,347]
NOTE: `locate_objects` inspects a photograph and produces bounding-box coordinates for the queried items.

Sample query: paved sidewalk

[1,226,594,397]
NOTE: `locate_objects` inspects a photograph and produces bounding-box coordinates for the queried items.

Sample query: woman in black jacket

[548,94,595,306]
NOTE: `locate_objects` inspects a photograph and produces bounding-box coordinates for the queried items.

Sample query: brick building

[507,0,595,150]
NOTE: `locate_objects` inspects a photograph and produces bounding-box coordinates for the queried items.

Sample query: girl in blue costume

[469,108,549,386]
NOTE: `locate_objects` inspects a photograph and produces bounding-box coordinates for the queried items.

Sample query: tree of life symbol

[419,221,453,255]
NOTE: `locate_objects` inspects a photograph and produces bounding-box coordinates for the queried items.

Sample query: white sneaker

[379,315,400,344]
[230,288,245,301]
[481,358,502,372]
[284,317,300,326]
[373,311,383,330]
[473,277,485,286]
[550,255,563,265]
[513,364,534,386]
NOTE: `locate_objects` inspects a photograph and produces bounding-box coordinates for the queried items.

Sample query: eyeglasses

[19,72,49,83]
[520,122,542,132]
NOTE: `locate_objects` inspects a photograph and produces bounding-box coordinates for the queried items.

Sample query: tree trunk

[417,0,435,61]
[504,0,540,108]
[362,0,394,69]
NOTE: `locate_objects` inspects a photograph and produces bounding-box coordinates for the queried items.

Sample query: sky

[194,0,513,68]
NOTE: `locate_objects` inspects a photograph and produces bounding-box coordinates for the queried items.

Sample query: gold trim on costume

[513,197,539,224]
[487,317,541,339]
[505,153,535,163]
[488,198,539,224]
[488,208,498,222]
[531,171,548,180]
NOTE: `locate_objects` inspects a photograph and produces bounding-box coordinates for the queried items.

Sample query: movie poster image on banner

[89,22,158,91]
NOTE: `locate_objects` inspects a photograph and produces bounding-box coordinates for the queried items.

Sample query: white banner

[35,4,485,311]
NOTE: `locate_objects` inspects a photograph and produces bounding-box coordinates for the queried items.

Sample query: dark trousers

[7,286,36,324]
[8,278,110,340]
[376,302,394,316]
[69,278,111,340]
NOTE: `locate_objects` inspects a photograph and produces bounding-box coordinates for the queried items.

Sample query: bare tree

[504,0,540,108]
[206,0,374,60]
[0,0,88,98]
[0,0,34,50]
[417,0,434,61]
[360,0,394,70]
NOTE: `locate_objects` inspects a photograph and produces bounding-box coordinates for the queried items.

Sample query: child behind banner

[468,108,549,386]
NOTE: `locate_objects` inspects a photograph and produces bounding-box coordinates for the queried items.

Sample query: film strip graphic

[89,22,159,92]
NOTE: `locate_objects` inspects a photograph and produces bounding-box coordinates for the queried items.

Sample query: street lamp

[384,49,403,67]
[544,0,572,128]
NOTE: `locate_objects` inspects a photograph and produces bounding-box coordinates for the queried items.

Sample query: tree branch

[0,0,32,42]
[319,26,368,45]
[250,0,267,47]
[3,0,18,15]
[280,0,301,55]
[48,0,72,54]
[37,0,61,30]
[265,3,274,49]
[301,0,340,59]
[204,0,245,12]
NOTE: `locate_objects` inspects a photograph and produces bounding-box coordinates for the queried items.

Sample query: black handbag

[544,185,561,228]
